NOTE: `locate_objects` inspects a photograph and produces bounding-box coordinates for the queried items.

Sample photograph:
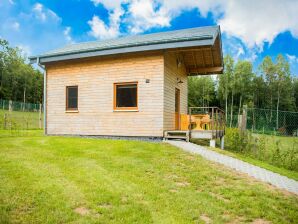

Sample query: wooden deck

[164,107,225,148]
[164,130,224,141]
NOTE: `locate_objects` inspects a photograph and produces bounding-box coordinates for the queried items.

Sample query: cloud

[89,0,298,51]
[18,44,31,57]
[286,54,298,63]
[217,1,298,50]
[88,0,125,39]
[32,2,60,22]
[88,10,123,39]
[127,0,170,34]
[91,0,125,9]
[12,21,20,31]
[63,27,74,43]
[222,34,257,62]
[286,54,298,75]
[0,2,71,55]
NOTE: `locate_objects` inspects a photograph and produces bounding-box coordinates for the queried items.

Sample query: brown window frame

[113,82,138,111]
[66,86,78,111]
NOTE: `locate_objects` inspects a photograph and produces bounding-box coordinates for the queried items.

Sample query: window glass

[66,86,78,110]
[115,83,137,109]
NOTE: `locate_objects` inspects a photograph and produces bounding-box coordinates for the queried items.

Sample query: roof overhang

[30,38,214,64]
[29,26,223,74]
[169,36,223,75]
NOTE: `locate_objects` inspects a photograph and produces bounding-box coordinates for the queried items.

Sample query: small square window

[66,86,78,110]
[114,82,138,110]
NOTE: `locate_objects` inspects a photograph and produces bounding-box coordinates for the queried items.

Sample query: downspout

[37,57,47,135]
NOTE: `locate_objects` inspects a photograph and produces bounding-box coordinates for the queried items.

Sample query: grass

[193,131,298,181]
[0,131,297,223]
[0,109,43,130]
[213,145,298,181]
[223,128,298,172]
[192,136,298,181]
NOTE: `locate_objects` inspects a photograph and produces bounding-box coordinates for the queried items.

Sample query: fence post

[238,115,243,129]
[39,103,42,129]
[242,105,247,131]
[4,113,7,129]
[9,100,12,112]
[238,105,247,131]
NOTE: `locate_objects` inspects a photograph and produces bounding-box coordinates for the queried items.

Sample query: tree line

[189,54,298,122]
[0,39,43,104]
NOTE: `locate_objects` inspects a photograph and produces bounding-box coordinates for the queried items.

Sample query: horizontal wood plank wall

[163,52,188,131]
[46,53,164,137]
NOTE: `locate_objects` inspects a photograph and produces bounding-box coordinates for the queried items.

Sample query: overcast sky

[1,0,298,75]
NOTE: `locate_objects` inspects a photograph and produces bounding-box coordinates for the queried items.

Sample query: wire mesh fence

[0,99,43,134]
[246,108,298,136]
[227,107,298,136]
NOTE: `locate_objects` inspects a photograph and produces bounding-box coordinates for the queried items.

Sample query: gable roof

[29,26,222,65]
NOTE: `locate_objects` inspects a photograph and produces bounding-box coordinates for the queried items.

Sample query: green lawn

[0,109,43,130]
[0,132,297,223]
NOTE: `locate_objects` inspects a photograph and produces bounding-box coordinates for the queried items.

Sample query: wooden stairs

[164,130,190,142]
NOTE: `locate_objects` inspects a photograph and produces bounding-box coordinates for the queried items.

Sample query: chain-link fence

[227,107,298,136]
[0,99,43,133]
[246,108,298,136]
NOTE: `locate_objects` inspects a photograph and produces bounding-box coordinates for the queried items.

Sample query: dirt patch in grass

[200,214,211,223]
[175,181,190,187]
[185,155,195,161]
[99,203,113,209]
[251,218,271,224]
[167,174,179,179]
[209,192,230,203]
[121,196,128,203]
[74,207,90,216]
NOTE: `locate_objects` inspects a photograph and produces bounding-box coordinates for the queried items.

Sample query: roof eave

[30,39,215,64]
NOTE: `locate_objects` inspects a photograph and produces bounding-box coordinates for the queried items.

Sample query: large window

[66,86,78,111]
[114,82,138,110]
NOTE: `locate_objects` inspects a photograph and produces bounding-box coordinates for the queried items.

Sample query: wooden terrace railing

[181,107,225,139]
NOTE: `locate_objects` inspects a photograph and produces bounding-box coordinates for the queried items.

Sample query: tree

[218,55,234,121]
[188,76,216,107]
[259,56,276,120]
[0,38,43,104]
[234,60,254,115]
[274,55,294,128]
[293,78,298,111]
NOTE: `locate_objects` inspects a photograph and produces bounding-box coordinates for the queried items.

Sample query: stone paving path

[167,140,298,195]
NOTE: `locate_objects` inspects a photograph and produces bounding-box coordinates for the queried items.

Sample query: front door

[175,88,180,130]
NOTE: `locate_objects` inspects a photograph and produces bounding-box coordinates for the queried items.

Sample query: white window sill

[113,109,139,112]
[65,110,79,113]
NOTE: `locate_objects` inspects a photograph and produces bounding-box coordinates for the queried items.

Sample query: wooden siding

[163,52,188,131]
[46,53,164,137]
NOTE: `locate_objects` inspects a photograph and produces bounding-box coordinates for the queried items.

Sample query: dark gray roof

[30,26,220,64]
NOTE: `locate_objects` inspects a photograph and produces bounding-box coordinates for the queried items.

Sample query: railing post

[216,108,218,138]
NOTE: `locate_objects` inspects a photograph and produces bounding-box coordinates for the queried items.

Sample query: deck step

[165,135,187,139]
[164,130,189,142]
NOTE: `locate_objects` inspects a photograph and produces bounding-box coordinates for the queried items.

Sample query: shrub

[225,128,250,153]
[225,128,298,172]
